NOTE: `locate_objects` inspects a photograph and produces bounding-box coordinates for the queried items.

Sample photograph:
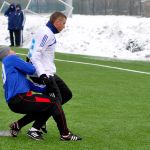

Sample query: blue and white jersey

[28,21,58,77]
[1,55,45,103]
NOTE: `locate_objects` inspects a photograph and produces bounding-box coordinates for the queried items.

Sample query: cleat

[27,129,43,140]
[60,132,82,141]
[9,122,20,137]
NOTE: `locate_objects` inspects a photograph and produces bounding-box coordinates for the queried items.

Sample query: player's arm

[28,80,46,93]
[4,8,10,16]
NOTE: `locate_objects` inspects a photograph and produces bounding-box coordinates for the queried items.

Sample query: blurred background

[0,0,150,17]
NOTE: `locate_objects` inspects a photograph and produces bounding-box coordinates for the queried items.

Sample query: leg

[52,102,81,141]
[27,74,72,131]
[20,30,23,46]
[9,114,35,137]
[54,74,72,105]
[14,30,21,46]
[9,30,14,46]
[8,93,69,139]
[8,93,55,129]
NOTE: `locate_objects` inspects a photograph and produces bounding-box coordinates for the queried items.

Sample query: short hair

[50,12,67,24]
[0,46,10,60]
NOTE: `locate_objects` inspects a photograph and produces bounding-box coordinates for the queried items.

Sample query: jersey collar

[46,21,59,34]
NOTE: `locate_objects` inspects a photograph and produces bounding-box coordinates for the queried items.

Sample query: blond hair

[50,12,67,24]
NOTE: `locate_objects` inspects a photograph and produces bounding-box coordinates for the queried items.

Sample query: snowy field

[1,13,150,61]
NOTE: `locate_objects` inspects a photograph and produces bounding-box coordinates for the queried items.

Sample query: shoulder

[40,25,54,34]
[36,25,54,39]
[3,55,17,61]
[2,55,18,66]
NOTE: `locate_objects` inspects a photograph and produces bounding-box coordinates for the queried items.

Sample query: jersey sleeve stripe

[40,35,48,47]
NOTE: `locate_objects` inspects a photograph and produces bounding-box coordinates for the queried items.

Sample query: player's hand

[40,74,57,98]
[40,74,50,86]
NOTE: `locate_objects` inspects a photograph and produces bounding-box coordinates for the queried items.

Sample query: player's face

[54,17,67,32]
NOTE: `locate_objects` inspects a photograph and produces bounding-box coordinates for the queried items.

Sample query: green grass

[0,47,150,150]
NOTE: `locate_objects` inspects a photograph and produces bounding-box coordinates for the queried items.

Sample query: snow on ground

[1,13,150,61]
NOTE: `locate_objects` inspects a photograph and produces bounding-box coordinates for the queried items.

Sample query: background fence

[74,0,142,15]
[0,0,150,17]
[73,0,150,17]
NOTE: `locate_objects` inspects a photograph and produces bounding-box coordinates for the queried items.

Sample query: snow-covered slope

[1,14,150,61]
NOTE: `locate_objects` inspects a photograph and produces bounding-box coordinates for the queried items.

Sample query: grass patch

[0,47,150,150]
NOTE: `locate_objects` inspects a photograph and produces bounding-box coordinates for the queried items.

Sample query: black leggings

[8,92,69,135]
[30,74,72,105]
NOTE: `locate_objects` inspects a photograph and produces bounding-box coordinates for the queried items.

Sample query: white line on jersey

[16,52,150,75]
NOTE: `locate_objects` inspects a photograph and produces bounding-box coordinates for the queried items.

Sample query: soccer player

[27,11,72,104]
[0,46,81,141]
[27,12,73,132]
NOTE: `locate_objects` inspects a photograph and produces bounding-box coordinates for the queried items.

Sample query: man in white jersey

[27,12,73,133]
